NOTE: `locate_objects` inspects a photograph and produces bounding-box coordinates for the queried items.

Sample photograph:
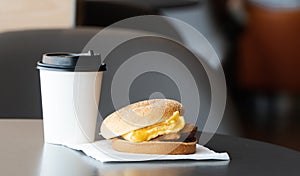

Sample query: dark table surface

[1,119,300,176]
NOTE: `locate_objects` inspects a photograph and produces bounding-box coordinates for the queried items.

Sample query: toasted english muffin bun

[111,138,197,155]
[100,99,183,139]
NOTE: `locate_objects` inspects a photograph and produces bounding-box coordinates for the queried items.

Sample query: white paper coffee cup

[37,51,106,146]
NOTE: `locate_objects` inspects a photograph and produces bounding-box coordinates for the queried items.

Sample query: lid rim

[37,61,106,72]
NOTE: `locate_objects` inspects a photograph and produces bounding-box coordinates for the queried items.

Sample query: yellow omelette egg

[122,111,185,142]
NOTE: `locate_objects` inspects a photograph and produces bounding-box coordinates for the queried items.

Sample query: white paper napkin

[66,140,230,163]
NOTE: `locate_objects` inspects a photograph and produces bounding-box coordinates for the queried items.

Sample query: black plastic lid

[37,50,106,72]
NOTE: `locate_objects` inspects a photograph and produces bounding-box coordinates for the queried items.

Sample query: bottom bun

[112,139,197,155]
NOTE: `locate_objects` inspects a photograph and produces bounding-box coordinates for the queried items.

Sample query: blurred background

[0,0,299,151]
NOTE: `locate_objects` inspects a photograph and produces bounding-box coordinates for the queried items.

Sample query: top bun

[100,99,183,139]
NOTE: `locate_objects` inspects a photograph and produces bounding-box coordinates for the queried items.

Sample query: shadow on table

[100,160,229,176]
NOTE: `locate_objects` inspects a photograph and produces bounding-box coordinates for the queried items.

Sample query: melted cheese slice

[122,111,185,142]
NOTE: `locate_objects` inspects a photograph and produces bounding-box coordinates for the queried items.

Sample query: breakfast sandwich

[100,99,197,155]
